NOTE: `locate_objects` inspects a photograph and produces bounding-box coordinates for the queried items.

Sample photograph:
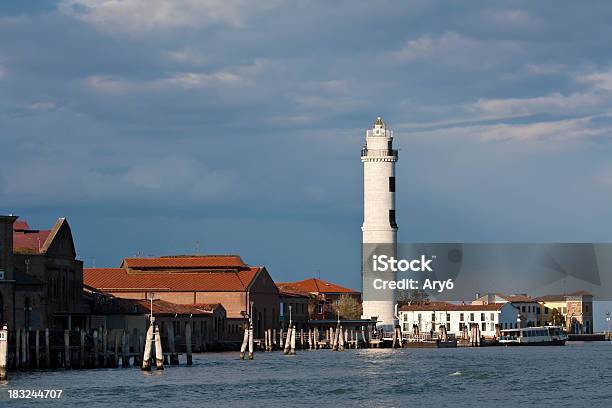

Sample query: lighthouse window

[389,210,397,228]
[389,177,395,192]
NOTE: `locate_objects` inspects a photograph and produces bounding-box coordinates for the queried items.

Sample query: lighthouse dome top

[367,116,392,138]
[374,116,385,129]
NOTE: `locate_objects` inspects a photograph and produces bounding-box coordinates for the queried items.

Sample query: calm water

[1,342,611,407]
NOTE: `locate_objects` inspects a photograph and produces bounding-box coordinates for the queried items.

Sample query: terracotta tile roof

[84,267,260,292]
[121,255,247,270]
[536,291,593,302]
[400,301,507,312]
[276,283,310,298]
[92,297,222,316]
[277,278,359,295]
[13,227,51,254]
[13,221,30,231]
[12,217,71,255]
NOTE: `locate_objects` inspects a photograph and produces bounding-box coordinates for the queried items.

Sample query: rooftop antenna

[195,240,200,255]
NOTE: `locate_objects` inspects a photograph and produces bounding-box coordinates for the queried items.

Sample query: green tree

[307,294,319,316]
[550,308,566,326]
[331,295,363,320]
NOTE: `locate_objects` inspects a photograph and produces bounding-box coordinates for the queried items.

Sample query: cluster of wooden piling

[0,321,200,380]
[252,326,371,358]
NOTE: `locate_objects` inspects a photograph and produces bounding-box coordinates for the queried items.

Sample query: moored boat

[499,326,567,346]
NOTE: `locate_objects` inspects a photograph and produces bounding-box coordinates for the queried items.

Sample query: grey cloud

[3,1,612,289]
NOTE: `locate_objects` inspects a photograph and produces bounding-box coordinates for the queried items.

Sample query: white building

[361,117,398,328]
[398,302,519,338]
[472,293,542,327]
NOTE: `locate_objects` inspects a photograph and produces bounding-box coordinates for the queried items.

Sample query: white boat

[499,326,567,346]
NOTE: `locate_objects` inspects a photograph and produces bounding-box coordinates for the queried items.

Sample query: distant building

[0,215,86,330]
[399,301,519,338]
[537,291,593,334]
[86,290,226,349]
[472,293,541,328]
[277,278,360,320]
[276,284,310,330]
[84,255,279,339]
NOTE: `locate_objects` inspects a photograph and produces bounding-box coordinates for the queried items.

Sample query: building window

[522,306,526,313]
[490,313,495,321]
[446,313,450,322]
[460,313,464,321]
[446,322,450,331]
[389,177,395,193]
[470,313,474,322]
[480,313,485,321]
[481,322,486,332]
[389,210,397,228]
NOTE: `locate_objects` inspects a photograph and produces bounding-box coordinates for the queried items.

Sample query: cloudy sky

[2,0,612,308]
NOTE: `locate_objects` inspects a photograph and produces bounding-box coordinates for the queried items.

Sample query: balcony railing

[361,148,398,158]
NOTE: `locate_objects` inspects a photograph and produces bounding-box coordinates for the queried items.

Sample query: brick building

[277,278,361,320]
[0,215,86,330]
[87,290,227,349]
[84,255,279,339]
[276,283,310,330]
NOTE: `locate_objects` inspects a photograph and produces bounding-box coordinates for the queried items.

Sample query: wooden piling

[167,322,176,365]
[93,330,99,368]
[15,329,20,370]
[300,329,304,349]
[122,330,129,368]
[102,329,108,367]
[283,326,291,355]
[112,334,119,368]
[0,325,8,380]
[35,330,40,368]
[338,327,345,351]
[240,325,248,360]
[24,329,30,369]
[272,329,277,349]
[290,326,296,355]
[268,329,272,351]
[154,324,164,370]
[185,322,193,366]
[133,332,142,366]
[247,328,254,360]
[141,322,154,371]
[279,328,284,349]
[64,330,71,369]
[80,330,86,368]
[45,328,50,369]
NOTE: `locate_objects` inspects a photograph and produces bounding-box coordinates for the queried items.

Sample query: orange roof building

[277,278,361,320]
[84,255,280,339]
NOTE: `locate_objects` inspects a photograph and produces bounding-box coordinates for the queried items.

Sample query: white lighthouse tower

[361,116,398,329]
